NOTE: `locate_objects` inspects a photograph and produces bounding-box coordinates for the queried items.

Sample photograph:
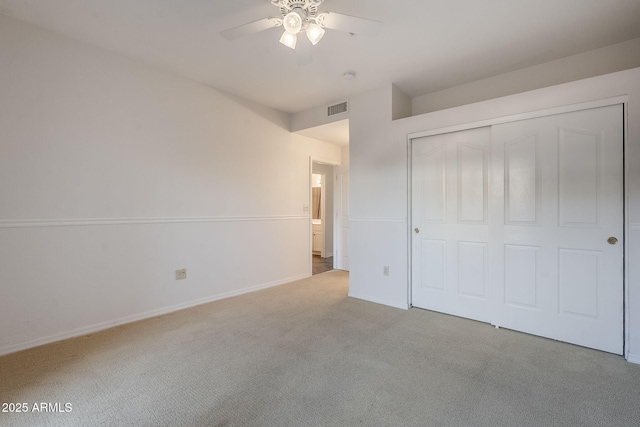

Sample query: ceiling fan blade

[295,36,313,66]
[317,12,382,37]
[220,17,282,40]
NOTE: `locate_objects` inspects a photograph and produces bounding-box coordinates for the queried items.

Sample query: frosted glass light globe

[279,31,297,49]
[306,23,325,45]
[283,11,303,34]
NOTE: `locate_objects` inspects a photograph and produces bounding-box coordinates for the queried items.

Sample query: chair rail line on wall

[0,215,309,229]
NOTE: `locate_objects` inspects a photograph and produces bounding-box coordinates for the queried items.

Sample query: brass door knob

[414,228,420,234]
[607,237,618,245]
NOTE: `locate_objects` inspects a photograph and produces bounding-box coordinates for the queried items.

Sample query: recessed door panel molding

[458,241,487,299]
[412,103,623,355]
[505,133,539,225]
[420,146,446,223]
[505,245,539,309]
[559,127,601,227]
[558,248,600,319]
[420,239,446,291]
[458,143,488,224]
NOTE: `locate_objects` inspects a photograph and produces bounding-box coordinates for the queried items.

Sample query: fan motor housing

[273,0,322,18]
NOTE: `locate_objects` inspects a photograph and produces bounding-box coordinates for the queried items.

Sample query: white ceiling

[1,0,640,115]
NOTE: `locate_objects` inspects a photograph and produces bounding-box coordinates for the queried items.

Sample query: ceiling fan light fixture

[221,1,383,63]
[306,23,325,45]
[279,30,297,49]
[283,10,303,34]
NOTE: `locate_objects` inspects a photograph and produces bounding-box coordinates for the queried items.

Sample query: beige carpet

[1,270,639,426]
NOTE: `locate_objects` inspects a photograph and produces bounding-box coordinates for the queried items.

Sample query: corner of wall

[627,353,640,365]
[392,84,412,120]
[290,101,350,133]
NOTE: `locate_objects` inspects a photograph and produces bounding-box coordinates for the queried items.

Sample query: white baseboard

[348,292,410,310]
[627,352,640,365]
[0,273,311,357]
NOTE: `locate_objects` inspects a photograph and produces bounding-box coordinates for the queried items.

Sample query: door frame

[309,157,340,274]
[311,171,326,257]
[407,96,630,357]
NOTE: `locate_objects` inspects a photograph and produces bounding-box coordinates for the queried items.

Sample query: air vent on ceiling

[327,101,348,117]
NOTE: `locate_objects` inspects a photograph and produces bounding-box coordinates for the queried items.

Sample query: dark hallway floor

[312,255,333,275]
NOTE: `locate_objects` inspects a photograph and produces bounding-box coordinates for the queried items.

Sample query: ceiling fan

[220,0,383,65]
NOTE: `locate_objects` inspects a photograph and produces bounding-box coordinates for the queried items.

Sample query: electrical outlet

[383,266,390,276]
[175,268,187,280]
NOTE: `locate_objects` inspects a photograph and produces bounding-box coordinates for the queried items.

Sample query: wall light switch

[303,204,309,212]
[175,268,187,280]
[383,266,390,276]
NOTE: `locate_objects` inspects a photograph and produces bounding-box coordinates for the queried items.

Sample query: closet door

[411,104,624,354]
[411,127,493,323]
[491,105,624,354]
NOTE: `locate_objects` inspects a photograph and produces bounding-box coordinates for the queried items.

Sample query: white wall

[345,68,640,361]
[346,86,410,308]
[412,37,640,115]
[0,16,340,355]
[392,85,412,121]
[290,102,350,133]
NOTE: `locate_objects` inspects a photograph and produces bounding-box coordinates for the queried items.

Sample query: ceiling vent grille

[327,101,348,117]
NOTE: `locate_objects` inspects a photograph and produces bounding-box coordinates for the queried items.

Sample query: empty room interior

[2,0,640,425]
